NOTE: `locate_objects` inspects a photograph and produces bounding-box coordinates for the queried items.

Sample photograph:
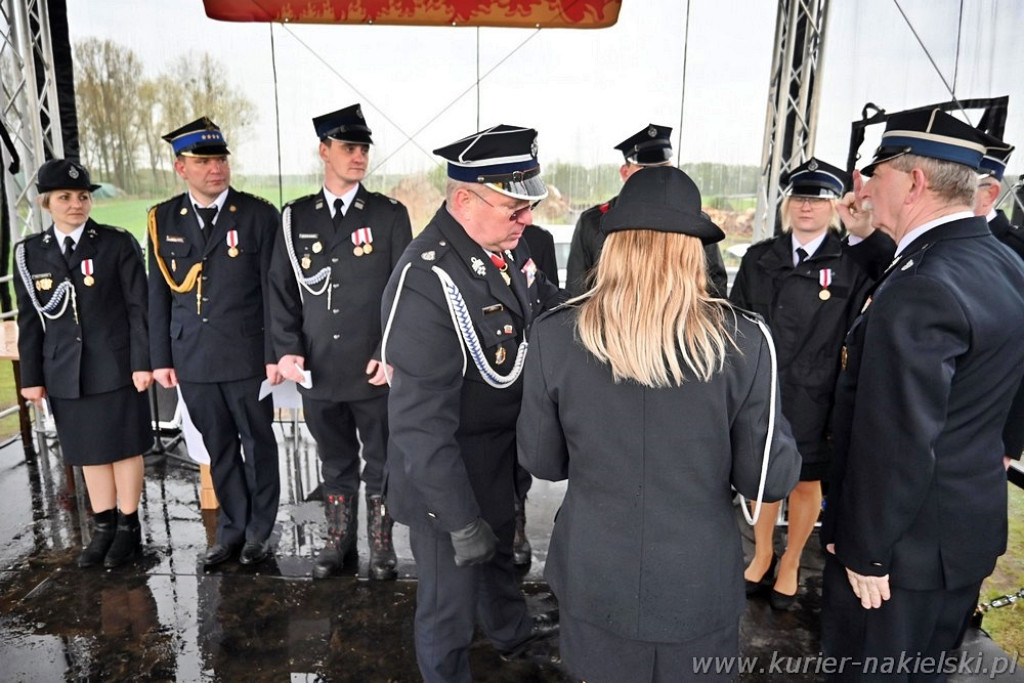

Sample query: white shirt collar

[792,232,827,265]
[986,208,998,222]
[189,189,229,227]
[894,211,974,257]
[323,184,360,218]
[56,222,87,248]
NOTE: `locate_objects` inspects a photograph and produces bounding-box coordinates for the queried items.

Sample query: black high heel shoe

[744,553,778,596]
[769,567,801,610]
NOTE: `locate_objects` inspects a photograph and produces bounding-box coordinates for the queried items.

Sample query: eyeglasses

[793,196,830,206]
[468,189,542,222]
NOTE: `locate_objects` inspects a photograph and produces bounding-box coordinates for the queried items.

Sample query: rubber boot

[104,510,142,568]
[78,509,117,568]
[366,494,397,580]
[312,494,356,579]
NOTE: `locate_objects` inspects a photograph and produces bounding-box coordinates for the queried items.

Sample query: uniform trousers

[302,393,388,497]
[409,519,532,683]
[179,377,278,546]
[820,555,983,682]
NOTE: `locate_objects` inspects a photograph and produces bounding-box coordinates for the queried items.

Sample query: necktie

[490,252,511,286]
[63,235,75,263]
[333,198,345,228]
[196,206,218,231]
[795,247,808,265]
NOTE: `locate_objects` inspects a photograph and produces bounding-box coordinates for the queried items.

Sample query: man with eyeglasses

[565,123,728,297]
[381,124,562,682]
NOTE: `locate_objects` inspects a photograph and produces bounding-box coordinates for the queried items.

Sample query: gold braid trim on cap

[148,206,204,313]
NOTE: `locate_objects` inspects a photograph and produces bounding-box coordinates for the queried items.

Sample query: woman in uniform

[15,159,153,569]
[517,166,800,681]
[730,158,872,609]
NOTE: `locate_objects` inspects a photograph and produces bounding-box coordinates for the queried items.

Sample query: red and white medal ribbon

[351,227,373,247]
[819,268,832,290]
[226,230,239,250]
[80,259,94,278]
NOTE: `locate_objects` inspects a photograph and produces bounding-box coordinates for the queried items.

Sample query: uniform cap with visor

[433,124,548,202]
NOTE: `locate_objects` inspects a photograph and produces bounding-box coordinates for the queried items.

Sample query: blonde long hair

[576,229,735,387]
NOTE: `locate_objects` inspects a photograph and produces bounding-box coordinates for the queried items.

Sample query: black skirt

[50,385,153,466]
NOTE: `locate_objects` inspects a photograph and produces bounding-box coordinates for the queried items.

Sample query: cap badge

[471,256,487,277]
[647,126,657,137]
[68,166,80,179]
[530,136,539,158]
[808,159,819,171]
[356,106,363,119]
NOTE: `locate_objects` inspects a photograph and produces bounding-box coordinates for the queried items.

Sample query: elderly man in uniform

[820,108,1024,678]
[148,117,282,568]
[565,123,728,297]
[269,104,412,580]
[381,124,562,683]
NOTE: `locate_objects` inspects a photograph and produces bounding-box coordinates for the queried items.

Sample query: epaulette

[238,190,276,207]
[283,192,320,210]
[415,239,452,266]
[148,194,182,213]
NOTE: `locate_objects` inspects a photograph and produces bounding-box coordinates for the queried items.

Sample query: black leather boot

[78,509,117,568]
[312,494,356,579]
[366,494,397,581]
[104,510,142,568]
[512,498,532,566]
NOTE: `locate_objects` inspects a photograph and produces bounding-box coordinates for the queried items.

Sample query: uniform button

[332,333,340,340]
[202,318,209,323]
[202,275,208,281]
[332,283,339,289]
[75,337,82,342]
[332,309,339,314]
[202,297,209,302]
[331,258,339,263]
[427,512,437,518]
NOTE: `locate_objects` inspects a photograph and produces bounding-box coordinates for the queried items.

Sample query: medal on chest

[81,259,95,287]
[351,227,374,256]
[226,230,240,258]
[818,268,832,301]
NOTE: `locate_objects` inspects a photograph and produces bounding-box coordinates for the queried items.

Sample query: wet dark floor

[0,421,1020,682]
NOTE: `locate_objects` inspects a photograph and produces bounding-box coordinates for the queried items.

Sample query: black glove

[450,517,497,567]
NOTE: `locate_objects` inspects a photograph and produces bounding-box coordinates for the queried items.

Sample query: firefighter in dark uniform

[565,124,728,298]
[820,109,1024,674]
[15,159,153,569]
[975,131,1024,261]
[730,158,874,610]
[269,104,413,580]
[381,124,562,683]
[148,117,282,568]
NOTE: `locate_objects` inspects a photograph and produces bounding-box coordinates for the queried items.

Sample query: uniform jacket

[729,231,874,466]
[269,186,412,401]
[15,221,150,399]
[381,205,562,534]
[517,305,801,642]
[147,188,278,383]
[522,224,559,288]
[990,209,1024,261]
[821,216,1024,590]
[565,196,728,298]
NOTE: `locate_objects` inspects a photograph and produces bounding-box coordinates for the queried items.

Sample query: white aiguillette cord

[740,314,778,526]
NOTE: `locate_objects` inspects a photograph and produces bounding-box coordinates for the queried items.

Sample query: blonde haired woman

[517,166,800,681]
[15,159,152,569]
[730,158,874,610]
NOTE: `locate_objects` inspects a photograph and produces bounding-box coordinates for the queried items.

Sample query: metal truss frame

[1,0,64,242]
[753,0,830,241]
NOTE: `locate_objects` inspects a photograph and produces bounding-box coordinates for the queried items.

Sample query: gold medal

[353,246,364,257]
[818,289,831,301]
[312,242,323,254]
[228,247,239,258]
[83,275,95,287]
[495,346,506,365]
[301,255,312,270]
[362,244,373,255]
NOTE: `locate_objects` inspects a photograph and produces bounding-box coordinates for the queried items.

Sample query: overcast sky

[66,0,1024,179]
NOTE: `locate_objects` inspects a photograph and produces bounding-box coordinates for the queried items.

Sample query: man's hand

[450,517,497,567]
[278,354,306,384]
[845,567,891,609]
[153,367,178,389]
[21,385,46,406]
[366,359,390,386]
[266,364,283,386]
[837,170,875,239]
[132,371,154,393]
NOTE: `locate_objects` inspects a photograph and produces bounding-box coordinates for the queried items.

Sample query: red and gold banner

[203,0,622,29]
